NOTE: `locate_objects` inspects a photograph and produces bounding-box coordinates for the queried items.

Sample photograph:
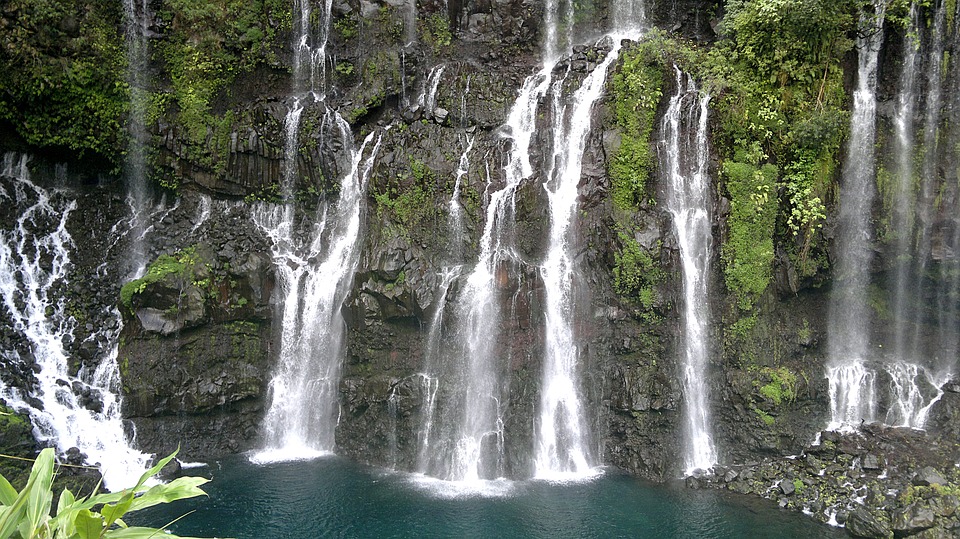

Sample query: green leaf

[24,448,55,534]
[128,477,209,513]
[133,448,180,492]
[56,488,75,514]
[104,526,218,539]
[73,509,105,539]
[0,448,52,539]
[0,475,16,506]
[101,492,135,529]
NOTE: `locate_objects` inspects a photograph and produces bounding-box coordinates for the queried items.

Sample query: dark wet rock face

[4,1,960,538]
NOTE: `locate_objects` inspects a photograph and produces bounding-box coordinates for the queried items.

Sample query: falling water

[884,362,947,428]
[826,0,888,428]
[293,0,333,95]
[534,40,629,479]
[660,68,716,474]
[0,154,151,490]
[827,364,877,430]
[889,4,921,362]
[419,65,447,114]
[879,0,954,430]
[448,134,474,260]
[252,128,384,462]
[252,0,377,460]
[416,267,460,473]
[122,0,152,275]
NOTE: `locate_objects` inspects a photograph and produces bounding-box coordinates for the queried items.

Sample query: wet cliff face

[2,0,960,506]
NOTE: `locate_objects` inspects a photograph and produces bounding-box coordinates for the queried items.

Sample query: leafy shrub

[0,448,222,539]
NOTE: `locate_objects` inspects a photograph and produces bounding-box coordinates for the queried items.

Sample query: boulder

[846,507,892,539]
[891,504,935,535]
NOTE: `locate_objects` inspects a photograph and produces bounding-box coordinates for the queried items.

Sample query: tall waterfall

[830,0,954,430]
[122,0,152,275]
[534,41,628,480]
[254,129,384,461]
[826,0,888,429]
[0,154,151,490]
[253,0,385,461]
[413,0,648,482]
[533,0,649,480]
[660,68,716,474]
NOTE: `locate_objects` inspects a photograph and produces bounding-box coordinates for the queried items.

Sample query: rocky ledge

[692,416,960,538]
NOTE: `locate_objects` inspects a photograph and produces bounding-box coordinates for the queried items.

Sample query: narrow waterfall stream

[659,68,716,474]
[0,154,151,490]
[121,0,152,276]
[829,0,953,431]
[253,0,387,460]
[826,0,888,429]
[534,40,627,479]
[253,129,384,461]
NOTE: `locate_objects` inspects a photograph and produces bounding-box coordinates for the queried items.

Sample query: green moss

[119,246,199,309]
[0,0,128,164]
[373,158,442,240]
[333,15,358,40]
[152,0,290,176]
[419,14,452,54]
[721,145,779,311]
[754,408,775,426]
[755,366,799,405]
[609,40,664,211]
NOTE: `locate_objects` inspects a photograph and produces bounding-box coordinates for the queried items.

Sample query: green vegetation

[702,0,855,306]
[419,14,452,55]
[373,158,442,239]
[0,448,220,539]
[120,247,200,309]
[754,366,799,405]
[153,0,290,176]
[613,229,664,319]
[609,40,665,211]
[720,144,779,311]
[0,0,127,165]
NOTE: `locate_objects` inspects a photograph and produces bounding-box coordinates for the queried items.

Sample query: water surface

[133,456,841,538]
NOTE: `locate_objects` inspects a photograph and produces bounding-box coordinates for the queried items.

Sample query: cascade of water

[438,70,552,480]
[122,0,152,276]
[827,364,878,430]
[253,0,374,461]
[889,5,921,363]
[826,0,889,428]
[659,68,716,474]
[415,267,461,473]
[882,0,955,430]
[534,40,629,479]
[0,154,151,490]
[924,0,959,381]
[294,0,333,96]
[448,134,474,260]
[419,65,447,113]
[252,128,384,462]
[884,362,948,428]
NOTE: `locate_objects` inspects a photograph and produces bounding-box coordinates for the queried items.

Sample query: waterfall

[889,4,921,363]
[448,134,474,261]
[438,71,552,480]
[660,68,716,474]
[122,0,152,276]
[252,128,384,462]
[416,267,460,473]
[252,0,382,462]
[826,0,888,428]
[418,65,447,114]
[534,40,628,480]
[831,0,955,431]
[0,153,151,491]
